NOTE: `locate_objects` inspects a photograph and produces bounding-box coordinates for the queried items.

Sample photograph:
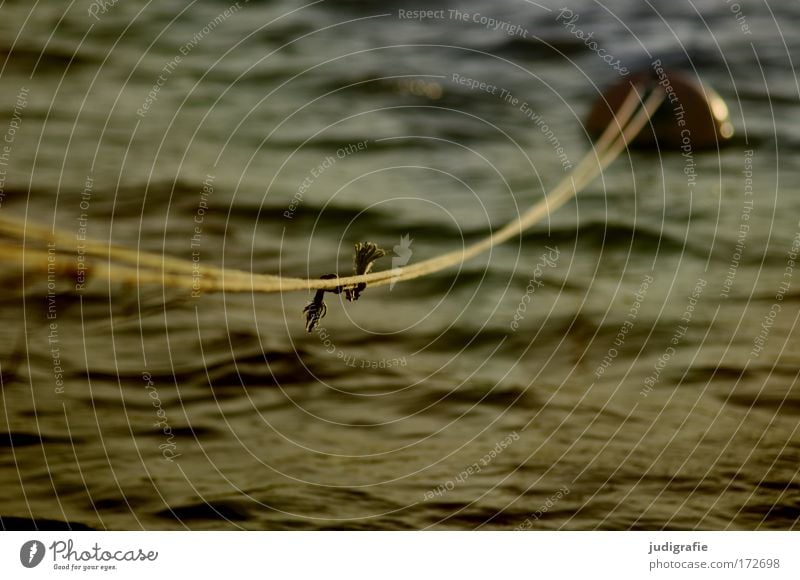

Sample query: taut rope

[0,85,664,295]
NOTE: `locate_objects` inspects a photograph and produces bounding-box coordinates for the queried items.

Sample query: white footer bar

[2,531,797,579]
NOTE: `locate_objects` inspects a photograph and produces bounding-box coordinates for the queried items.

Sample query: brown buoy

[585,69,733,150]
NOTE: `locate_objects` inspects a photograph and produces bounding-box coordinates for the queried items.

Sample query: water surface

[0,0,798,530]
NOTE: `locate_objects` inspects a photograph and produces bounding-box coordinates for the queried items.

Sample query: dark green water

[0,0,798,530]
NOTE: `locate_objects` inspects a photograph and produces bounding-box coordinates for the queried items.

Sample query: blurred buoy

[585,69,733,150]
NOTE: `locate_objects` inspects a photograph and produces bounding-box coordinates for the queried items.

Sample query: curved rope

[0,84,664,294]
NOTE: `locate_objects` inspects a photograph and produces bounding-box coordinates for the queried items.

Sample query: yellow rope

[0,85,663,294]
